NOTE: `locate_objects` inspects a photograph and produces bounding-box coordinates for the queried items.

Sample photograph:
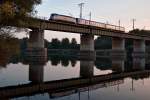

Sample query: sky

[16,0,150,43]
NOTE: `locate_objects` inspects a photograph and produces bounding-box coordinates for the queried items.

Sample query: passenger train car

[49,13,125,32]
[50,13,76,23]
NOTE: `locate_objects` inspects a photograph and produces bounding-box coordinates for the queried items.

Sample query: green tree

[0,0,42,25]
[71,38,77,49]
[71,38,77,45]
[95,36,112,49]
[129,29,150,36]
[0,0,42,39]
[61,38,70,49]
[61,59,69,67]
[51,38,61,49]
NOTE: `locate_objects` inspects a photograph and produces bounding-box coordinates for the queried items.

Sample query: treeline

[95,36,112,49]
[20,37,80,51]
[45,38,80,50]
[129,29,150,36]
[45,36,112,50]
[20,36,111,51]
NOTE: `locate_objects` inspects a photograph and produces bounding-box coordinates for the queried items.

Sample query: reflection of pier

[112,57,125,72]
[133,57,145,70]
[49,79,124,98]
[80,60,94,78]
[29,64,44,83]
[0,70,150,99]
[24,50,47,83]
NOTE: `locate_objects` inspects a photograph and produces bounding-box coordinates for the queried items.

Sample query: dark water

[0,54,150,100]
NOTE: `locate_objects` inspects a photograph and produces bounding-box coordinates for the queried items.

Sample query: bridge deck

[36,19,150,40]
[2,17,150,40]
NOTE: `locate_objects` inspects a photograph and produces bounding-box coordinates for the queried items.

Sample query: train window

[82,20,85,24]
[77,18,125,31]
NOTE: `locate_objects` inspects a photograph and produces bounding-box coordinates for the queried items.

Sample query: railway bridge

[2,17,150,59]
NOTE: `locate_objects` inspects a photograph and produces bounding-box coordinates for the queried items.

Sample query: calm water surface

[0,55,150,100]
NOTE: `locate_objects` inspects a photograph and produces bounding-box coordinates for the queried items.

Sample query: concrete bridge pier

[26,29,47,60]
[111,37,126,57]
[132,40,145,57]
[80,60,94,78]
[80,34,95,60]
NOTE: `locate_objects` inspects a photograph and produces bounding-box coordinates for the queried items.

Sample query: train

[49,13,125,32]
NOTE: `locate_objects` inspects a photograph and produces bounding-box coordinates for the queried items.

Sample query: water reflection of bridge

[1,54,150,99]
[0,70,150,99]
[8,55,148,72]
[48,56,147,72]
